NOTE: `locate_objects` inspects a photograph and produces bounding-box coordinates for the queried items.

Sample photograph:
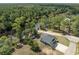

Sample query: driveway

[65,42,76,55]
[56,43,68,53]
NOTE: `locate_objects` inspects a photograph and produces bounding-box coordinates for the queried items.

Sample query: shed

[35,23,40,31]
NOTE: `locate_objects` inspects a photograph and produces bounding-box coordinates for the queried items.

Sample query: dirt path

[41,47,54,55]
[12,45,37,55]
[41,47,63,55]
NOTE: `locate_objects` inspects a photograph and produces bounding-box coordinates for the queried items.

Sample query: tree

[60,18,71,33]
[0,45,13,55]
[39,16,47,30]
[0,36,10,47]
[0,14,12,32]
[0,36,13,55]
[0,16,6,32]
[31,40,41,52]
[22,35,32,45]
[0,23,5,31]
[14,16,26,25]
[12,23,21,38]
[12,37,19,48]
[71,19,79,36]
[12,16,26,38]
[49,15,64,30]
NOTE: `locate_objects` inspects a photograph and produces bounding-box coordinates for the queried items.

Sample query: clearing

[12,40,63,55]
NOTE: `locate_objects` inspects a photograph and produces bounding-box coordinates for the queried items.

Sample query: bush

[22,37,29,44]
[0,36,11,47]
[31,41,41,52]
[23,38,29,44]
[31,46,41,52]
[12,38,19,48]
[22,36,33,45]
[0,36,9,45]
[0,45,13,55]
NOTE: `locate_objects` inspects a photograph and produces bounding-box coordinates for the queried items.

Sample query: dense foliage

[0,4,79,54]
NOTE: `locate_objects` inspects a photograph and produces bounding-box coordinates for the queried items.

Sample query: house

[40,34,58,48]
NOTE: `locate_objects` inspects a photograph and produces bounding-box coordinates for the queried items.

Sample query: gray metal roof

[41,34,56,45]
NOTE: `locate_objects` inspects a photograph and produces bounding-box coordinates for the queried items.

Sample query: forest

[0,3,79,55]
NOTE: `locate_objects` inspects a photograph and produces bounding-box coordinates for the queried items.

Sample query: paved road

[38,30,79,55]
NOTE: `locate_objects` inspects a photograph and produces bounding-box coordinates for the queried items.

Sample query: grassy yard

[76,42,79,55]
[54,36,70,46]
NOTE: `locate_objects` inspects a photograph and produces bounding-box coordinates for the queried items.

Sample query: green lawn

[76,43,79,55]
[55,36,70,46]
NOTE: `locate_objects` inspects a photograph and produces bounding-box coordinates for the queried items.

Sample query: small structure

[35,23,40,31]
[40,34,58,48]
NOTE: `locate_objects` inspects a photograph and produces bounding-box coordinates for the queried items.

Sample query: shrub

[0,45,13,55]
[0,36,10,47]
[31,41,41,52]
[12,38,19,48]
[22,36,33,45]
